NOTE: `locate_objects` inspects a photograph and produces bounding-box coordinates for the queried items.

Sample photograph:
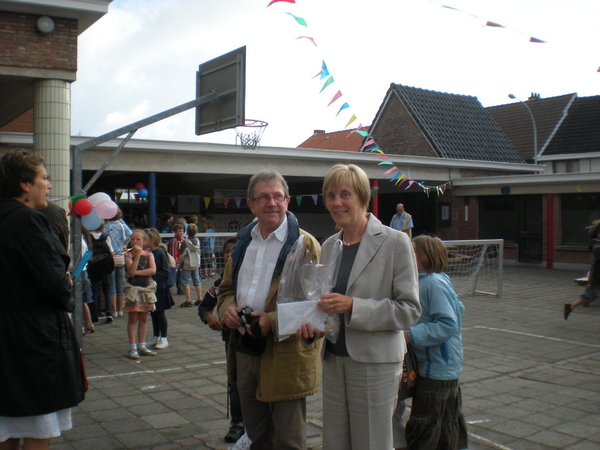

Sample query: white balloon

[88,192,111,207]
[82,209,102,231]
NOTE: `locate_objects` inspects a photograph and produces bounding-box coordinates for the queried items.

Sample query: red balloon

[74,198,93,216]
[135,182,146,191]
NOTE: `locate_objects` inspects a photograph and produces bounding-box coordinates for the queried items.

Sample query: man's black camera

[233,306,265,356]
[238,306,256,327]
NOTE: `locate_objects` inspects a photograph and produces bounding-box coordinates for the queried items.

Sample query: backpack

[165,251,177,288]
[181,238,201,270]
[88,233,115,278]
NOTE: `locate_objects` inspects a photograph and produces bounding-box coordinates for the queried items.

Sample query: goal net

[443,239,503,298]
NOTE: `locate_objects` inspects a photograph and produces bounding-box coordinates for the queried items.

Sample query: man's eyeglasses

[252,194,288,204]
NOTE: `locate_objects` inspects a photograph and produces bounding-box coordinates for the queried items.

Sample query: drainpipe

[546,194,554,269]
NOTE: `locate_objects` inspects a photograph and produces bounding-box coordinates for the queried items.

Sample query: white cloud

[72,0,600,148]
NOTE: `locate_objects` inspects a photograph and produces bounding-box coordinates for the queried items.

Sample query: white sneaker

[148,336,159,347]
[128,349,140,360]
[155,337,169,349]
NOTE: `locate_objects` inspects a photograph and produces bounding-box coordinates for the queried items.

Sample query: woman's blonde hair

[413,235,448,274]
[322,163,371,213]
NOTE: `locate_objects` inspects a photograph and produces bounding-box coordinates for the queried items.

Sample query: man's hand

[223,306,241,330]
[206,314,223,331]
[247,311,270,337]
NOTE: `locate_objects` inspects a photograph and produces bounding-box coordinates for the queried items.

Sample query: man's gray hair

[247,169,289,200]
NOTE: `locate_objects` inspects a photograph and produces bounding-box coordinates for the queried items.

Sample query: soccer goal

[443,239,503,298]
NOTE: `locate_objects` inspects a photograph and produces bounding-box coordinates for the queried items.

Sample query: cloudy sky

[71,0,600,149]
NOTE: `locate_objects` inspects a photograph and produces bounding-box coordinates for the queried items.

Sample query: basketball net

[235,119,268,150]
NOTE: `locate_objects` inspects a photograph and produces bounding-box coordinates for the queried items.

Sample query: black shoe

[224,424,244,443]
[563,303,572,320]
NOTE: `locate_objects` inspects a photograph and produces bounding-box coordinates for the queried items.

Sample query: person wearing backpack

[88,222,115,323]
[179,223,202,307]
[145,229,175,350]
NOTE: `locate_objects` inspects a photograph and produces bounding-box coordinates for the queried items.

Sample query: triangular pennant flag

[320,61,329,79]
[485,21,504,28]
[390,171,402,182]
[370,188,377,199]
[376,155,390,161]
[267,0,295,6]
[295,195,303,206]
[336,102,349,116]
[355,130,369,137]
[311,194,318,205]
[222,197,230,209]
[204,197,211,209]
[327,90,342,107]
[405,180,415,190]
[114,192,122,202]
[319,76,335,93]
[169,196,176,206]
[378,161,394,166]
[384,167,398,175]
[529,37,546,43]
[285,12,307,26]
[235,197,242,208]
[296,36,317,46]
[186,196,194,206]
[345,114,357,128]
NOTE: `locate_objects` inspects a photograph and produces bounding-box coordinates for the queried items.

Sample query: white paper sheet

[277,300,327,337]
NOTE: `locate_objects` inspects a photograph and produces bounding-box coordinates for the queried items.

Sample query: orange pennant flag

[485,21,504,28]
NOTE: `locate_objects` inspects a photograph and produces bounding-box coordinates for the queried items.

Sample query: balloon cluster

[135,182,148,199]
[72,192,119,231]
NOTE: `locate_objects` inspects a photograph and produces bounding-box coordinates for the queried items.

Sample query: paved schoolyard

[52,265,600,450]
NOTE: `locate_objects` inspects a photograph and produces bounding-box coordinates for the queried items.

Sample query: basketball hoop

[235,119,268,150]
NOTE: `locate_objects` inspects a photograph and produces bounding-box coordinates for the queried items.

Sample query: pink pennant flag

[529,37,546,43]
[297,36,317,46]
[235,197,242,208]
[384,167,398,175]
[376,155,390,161]
[327,90,342,106]
[346,123,363,137]
[311,194,318,205]
[204,197,211,209]
[267,0,295,5]
[405,180,415,190]
[222,197,230,209]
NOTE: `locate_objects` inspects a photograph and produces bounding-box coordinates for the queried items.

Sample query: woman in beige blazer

[298,163,421,449]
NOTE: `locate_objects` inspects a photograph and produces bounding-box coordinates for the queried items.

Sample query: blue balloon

[138,188,149,199]
[82,209,102,231]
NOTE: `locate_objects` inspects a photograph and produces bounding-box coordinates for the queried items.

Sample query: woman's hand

[318,293,353,314]
[133,244,143,257]
[296,323,322,340]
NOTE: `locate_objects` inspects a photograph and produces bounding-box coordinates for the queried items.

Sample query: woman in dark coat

[0,150,85,449]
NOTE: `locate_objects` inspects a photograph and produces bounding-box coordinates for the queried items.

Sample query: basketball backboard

[195,46,246,136]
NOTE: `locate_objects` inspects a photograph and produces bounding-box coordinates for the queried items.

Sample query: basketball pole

[71,90,219,348]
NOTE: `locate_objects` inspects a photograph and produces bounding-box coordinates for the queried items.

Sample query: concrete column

[33,79,71,211]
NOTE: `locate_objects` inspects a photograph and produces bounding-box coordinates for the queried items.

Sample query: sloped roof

[297,128,369,151]
[543,95,600,156]
[388,84,524,163]
[487,94,576,161]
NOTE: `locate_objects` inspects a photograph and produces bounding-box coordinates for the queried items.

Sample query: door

[518,195,542,261]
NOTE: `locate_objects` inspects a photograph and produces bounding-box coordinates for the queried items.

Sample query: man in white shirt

[390,203,414,239]
[217,170,321,449]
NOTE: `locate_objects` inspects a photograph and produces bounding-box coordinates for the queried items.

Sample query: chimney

[528,93,541,100]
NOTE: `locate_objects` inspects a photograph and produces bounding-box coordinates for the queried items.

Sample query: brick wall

[0,11,77,71]
[372,95,437,157]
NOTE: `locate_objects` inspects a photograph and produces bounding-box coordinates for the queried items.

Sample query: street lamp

[508,93,538,165]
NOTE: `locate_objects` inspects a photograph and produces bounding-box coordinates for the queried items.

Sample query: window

[561,193,600,245]
[115,188,148,205]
